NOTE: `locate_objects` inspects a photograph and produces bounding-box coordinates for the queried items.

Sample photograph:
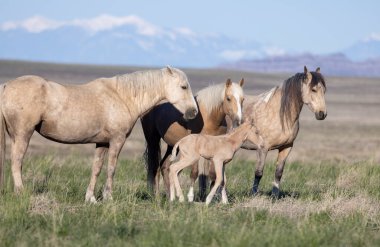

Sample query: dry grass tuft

[239,193,380,219]
[29,193,59,215]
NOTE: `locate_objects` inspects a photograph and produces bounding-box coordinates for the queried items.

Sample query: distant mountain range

[221,53,380,77]
[1,15,380,77]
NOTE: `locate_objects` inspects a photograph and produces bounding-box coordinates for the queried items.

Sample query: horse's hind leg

[188,162,198,202]
[85,144,108,203]
[169,156,198,202]
[272,145,292,199]
[11,131,33,193]
[102,137,126,201]
[160,145,173,197]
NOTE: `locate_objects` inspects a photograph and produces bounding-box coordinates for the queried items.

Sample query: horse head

[223,78,245,128]
[301,66,327,120]
[162,66,198,120]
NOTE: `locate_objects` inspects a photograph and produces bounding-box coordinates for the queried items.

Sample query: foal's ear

[316,67,321,73]
[239,78,244,87]
[226,78,232,87]
[304,66,308,74]
[166,65,173,75]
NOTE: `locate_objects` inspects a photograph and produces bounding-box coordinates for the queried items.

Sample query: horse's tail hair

[141,115,161,191]
[0,84,6,189]
[170,142,180,162]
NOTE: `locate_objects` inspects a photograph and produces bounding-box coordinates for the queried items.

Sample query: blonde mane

[196,83,225,114]
[116,69,164,97]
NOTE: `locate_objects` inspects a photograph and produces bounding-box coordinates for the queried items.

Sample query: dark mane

[279,72,327,129]
[280,73,304,129]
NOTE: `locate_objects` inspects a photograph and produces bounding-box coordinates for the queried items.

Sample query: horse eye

[181,85,188,90]
[227,97,231,101]
[312,88,317,93]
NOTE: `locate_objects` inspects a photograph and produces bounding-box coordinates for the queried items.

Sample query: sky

[0,0,379,54]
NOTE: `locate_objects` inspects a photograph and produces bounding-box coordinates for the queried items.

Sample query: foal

[169,121,257,205]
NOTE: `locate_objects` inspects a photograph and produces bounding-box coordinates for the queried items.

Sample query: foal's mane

[196,83,226,115]
[279,72,326,129]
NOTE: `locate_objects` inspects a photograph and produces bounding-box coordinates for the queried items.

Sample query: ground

[0,60,379,246]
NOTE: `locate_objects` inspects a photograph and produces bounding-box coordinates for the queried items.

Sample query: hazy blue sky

[1,0,379,53]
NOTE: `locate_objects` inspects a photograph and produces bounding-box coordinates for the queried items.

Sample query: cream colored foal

[169,121,256,205]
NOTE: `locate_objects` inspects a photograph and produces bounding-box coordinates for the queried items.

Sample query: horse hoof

[187,195,194,202]
[271,187,280,200]
[103,192,113,201]
[85,196,98,204]
[251,187,259,196]
[179,196,185,202]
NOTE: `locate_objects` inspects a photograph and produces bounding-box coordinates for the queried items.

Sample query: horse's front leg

[85,144,109,203]
[102,137,126,201]
[221,164,228,204]
[272,145,292,199]
[252,148,268,195]
[205,160,223,205]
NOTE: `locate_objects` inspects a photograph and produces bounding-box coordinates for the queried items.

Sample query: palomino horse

[141,78,244,195]
[169,121,255,205]
[242,66,327,198]
[0,67,198,202]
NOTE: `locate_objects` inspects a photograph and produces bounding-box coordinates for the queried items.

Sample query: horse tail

[198,158,209,201]
[0,84,6,189]
[170,141,180,162]
[141,112,162,191]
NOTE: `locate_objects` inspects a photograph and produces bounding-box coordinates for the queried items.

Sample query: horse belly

[37,117,105,143]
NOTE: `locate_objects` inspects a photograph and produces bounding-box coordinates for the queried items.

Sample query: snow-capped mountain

[0,15,281,67]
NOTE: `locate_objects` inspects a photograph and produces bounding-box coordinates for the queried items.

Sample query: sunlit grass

[0,156,379,246]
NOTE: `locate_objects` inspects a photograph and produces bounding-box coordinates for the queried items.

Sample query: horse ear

[166,66,173,75]
[304,65,312,83]
[239,78,244,87]
[316,67,321,73]
[226,78,232,87]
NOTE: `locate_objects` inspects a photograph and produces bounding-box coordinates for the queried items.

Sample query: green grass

[1,156,380,246]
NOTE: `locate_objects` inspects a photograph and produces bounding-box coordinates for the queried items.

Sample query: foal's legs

[205,160,223,205]
[169,156,198,202]
[85,144,109,203]
[272,145,292,198]
[102,137,126,201]
[251,148,268,195]
[11,131,33,193]
[221,166,228,204]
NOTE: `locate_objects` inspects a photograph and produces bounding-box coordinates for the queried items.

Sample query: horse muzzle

[315,111,327,120]
[184,107,198,120]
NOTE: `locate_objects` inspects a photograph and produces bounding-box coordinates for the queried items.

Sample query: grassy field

[1,156,380,246]
[0,60,379,246]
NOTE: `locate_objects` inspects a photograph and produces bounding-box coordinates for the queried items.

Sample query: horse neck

[276,87,303,129]
[117,71,165,117]
[227,125,250,150]
[200,102,225,128]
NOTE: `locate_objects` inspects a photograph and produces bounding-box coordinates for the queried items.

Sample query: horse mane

[196,83,226,115]
[280,73,304,129]
[279,72,327,129]
[116,70,164,97]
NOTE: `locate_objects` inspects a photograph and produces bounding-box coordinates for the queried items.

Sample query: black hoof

[251,187,259,196]
[271,187,280,200]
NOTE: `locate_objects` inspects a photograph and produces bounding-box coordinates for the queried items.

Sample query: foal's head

[162,66,198,120]
[301,66,327,120]
[223,78,245,128]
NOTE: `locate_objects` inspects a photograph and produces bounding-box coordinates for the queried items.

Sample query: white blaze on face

[232,86,243,123]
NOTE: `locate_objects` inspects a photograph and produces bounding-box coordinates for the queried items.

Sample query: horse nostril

[185,107,198,120]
